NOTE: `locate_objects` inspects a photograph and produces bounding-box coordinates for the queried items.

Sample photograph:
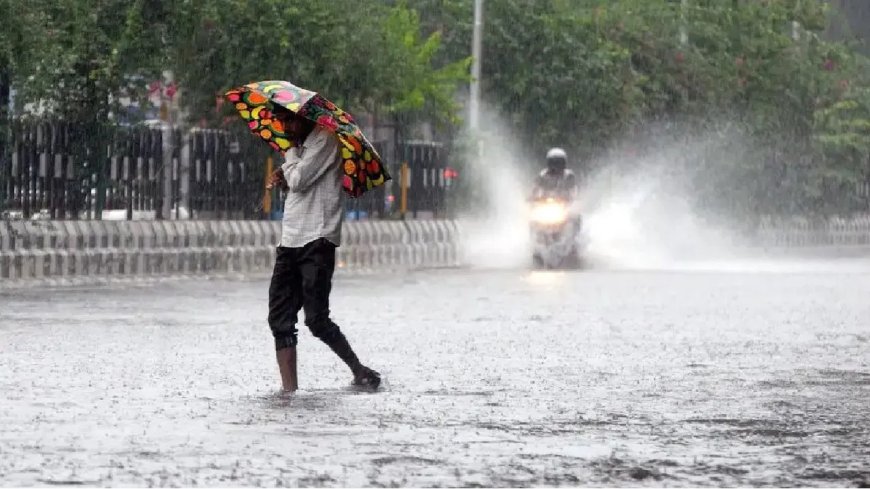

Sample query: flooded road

[1,263,869,486]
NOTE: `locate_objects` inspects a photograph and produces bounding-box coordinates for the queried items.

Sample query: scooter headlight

[531,201,568,225]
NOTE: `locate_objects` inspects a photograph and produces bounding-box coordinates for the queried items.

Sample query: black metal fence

[187,128,268,219]
[0,121,454,220]
[403,141,449,218]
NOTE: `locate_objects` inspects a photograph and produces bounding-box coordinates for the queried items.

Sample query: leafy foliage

[421,0,870,216]
[3,0,869,216]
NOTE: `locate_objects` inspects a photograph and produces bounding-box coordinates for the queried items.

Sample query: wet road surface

[1,262,869,486]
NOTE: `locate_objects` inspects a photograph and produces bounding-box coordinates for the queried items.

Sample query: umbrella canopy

[226,80,390,197]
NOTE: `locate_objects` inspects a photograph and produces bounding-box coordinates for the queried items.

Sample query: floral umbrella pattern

[225,80,390,197]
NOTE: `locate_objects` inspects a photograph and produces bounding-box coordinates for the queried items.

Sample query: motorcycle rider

[528,147,583,268]
[531,147,578,201]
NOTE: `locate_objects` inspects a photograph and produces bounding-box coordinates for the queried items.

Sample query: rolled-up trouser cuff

[274,333,298,351]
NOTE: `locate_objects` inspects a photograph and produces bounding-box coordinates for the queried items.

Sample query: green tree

[4,0,869,217]
[3,0,469,214]
[410,0,870,216]
[168,0,469,128]
[8,0,169,120]
[3,0,172,215]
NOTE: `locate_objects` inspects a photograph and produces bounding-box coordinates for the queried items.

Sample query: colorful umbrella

[225,80,390,197]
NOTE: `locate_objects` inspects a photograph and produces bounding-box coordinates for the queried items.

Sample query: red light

[387,195,396,203]
[443,167,458,179]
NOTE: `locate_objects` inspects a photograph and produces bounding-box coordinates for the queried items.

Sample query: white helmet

[546,147,567,171]
[546,147,567,160]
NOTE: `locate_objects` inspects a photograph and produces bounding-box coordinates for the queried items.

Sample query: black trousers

[268,238,342,350]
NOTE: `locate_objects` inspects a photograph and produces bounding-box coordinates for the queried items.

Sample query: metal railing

[1,121,455,221]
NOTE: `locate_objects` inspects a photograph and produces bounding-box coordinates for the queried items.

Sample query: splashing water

[459,106,535,270]
[456,109,868,274]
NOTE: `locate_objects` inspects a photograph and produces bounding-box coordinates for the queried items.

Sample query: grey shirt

[279,126,345,248]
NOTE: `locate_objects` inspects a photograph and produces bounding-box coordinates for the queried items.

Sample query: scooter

[529,197,586,269]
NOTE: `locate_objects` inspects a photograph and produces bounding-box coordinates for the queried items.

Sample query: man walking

[266,106,380,392]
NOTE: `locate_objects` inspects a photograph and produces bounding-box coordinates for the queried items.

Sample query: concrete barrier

[0,219,463,286]
[756,215,870,249]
